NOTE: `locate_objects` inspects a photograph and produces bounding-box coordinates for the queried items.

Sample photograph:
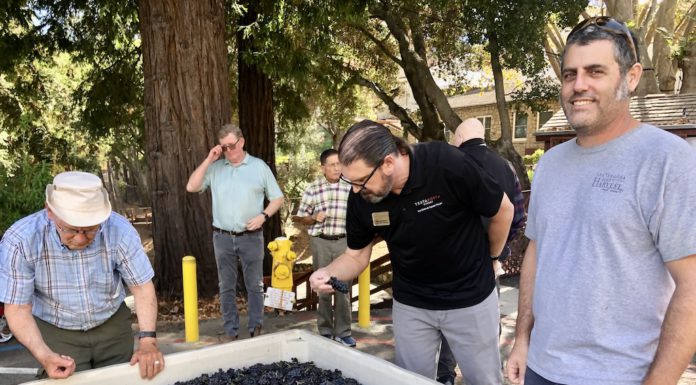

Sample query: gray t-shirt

[526,124,696,385]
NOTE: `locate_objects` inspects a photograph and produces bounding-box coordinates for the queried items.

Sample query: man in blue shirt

[0,171,164,380]
[187,123,284,341]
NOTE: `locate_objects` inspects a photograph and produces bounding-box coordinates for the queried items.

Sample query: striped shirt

[0,210,154,330]
[296,178,351,237]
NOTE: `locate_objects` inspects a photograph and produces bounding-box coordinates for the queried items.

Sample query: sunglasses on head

[568,16,638,64]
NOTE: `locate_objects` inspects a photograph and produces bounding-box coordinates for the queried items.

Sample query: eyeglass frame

[221,137,242,152]
[55,222,101,237]
[339,159,384,192]
[567,16,638,64]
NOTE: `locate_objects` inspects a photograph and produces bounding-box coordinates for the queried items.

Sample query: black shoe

[436,374,455,385]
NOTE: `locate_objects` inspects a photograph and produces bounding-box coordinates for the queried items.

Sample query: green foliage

[0,156,54,232]
[523,149,544,182]
[510,76,560,114]
[275,123,326,223]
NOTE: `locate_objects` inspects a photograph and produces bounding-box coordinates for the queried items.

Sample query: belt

[213,227,260,236]
[316,234,346,241]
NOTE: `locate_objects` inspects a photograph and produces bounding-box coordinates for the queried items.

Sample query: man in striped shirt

[295,149,355,347]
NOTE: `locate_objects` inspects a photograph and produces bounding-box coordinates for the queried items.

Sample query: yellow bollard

[358,265,371,328]
[182,256,199,342]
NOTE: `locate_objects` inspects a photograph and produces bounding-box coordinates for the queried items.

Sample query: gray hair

[562,24,639,76]
[338,120,411,167]
[217,123,243,140]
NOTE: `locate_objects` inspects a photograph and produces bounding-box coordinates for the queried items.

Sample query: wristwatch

[137,331,157,339]
[490,255,500,261]
[262,212,270,221]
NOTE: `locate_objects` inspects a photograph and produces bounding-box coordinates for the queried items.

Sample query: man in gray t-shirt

[506,17,696,385]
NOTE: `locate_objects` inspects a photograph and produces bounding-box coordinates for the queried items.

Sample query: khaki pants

[311,236,352,337]
[35,302,133,377]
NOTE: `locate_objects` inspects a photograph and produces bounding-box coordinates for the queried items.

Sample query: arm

[488,192,514,258]
[293,210,326,225]
[642,254,696,385]
[186,146,222,192]
[247,196,285,231]
[309,243,373,294]
[128,281,165,379]
[506,240,537,384]
[5,303,76,378]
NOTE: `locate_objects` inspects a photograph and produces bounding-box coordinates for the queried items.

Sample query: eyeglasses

[55,223,100,237]
[568,16,638,64]
[221,137,242,152]
[339,160,383,192]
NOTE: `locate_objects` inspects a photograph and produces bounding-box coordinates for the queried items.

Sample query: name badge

[372,211,390,227]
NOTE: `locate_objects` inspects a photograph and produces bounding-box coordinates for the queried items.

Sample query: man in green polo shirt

[187,123,284,341]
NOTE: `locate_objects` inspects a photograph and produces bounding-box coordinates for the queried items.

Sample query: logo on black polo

[414,195,443,213]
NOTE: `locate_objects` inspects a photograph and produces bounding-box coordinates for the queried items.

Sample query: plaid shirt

[508,171,527,242]
[0,210,154,330]
[296,178,351,237]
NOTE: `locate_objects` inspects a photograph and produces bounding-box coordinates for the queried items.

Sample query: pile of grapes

[172,358,362,385]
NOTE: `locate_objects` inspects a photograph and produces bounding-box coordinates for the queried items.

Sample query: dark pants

[525,367,566,385]
[35,302,133,377]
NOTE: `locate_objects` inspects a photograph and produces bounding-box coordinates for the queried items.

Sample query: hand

[314,210,327,223]
[206,145,223,163]
[309,268,335,294]
[41,353,76,379]
[493,260,505,278]
[246,214,266,231]
[130,338,165,379]
[505,340,529,384]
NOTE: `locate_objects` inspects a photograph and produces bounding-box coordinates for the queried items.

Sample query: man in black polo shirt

[309,120,513,384]
[437,118,527,384]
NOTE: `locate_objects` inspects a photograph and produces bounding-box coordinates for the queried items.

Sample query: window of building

[476,115,492,131]
[537,111,554,130]
[514,112,528,140]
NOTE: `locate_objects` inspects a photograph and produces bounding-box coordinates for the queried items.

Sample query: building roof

[538,93,696,135]
[447,86,515,109]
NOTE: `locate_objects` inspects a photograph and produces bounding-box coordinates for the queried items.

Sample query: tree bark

[487,32,530,190]
[652,0,678,93]
[237,4,282,272]
[680,48,696,93]
[606,0,633,22]
[544,24,563,80]
[371,4,459,139]
[139,0,230,299]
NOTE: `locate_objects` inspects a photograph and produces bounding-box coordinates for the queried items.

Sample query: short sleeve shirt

[0,211,154,330]
[201,153,283,232]
[296,178,351,237]
[346,141,504,309]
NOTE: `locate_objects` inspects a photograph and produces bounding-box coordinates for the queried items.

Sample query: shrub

[0,158,54,232]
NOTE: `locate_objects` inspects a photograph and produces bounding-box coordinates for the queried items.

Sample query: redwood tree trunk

[139,0,231,299]
[237,5,282,272]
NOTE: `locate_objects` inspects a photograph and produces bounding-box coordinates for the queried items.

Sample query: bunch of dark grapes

[172,358,361,385]
[328,276,349,293]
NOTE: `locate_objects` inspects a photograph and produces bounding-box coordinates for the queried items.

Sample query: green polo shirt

[201,153,283,232]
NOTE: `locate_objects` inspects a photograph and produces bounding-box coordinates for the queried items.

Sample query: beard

[360,173,392,204]
[563,77,630,136]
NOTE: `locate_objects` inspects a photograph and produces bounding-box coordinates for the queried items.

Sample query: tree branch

[352,24,403,65]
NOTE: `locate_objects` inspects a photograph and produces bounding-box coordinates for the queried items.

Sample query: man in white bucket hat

[0,171,164,380]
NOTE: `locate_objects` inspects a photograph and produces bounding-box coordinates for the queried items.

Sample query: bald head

[451,118,485,147]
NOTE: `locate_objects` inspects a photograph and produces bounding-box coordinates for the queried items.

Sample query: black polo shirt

[346,141,503,310]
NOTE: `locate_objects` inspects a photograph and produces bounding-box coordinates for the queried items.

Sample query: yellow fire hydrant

[267,237,297,292]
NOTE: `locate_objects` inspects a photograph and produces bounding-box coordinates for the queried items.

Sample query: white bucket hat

[45,171,112,227]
